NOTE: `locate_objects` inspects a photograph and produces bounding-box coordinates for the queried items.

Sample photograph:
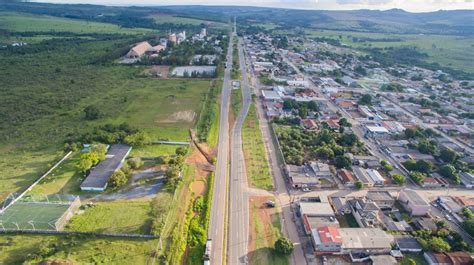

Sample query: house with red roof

[311,226,343,253]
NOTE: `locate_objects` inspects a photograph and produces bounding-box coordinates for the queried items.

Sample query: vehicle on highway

[203,239,212,263]
[445,214,453,222]
[302,188,311,192]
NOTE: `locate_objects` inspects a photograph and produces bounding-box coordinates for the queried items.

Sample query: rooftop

[299,201,335,217]
[366,191,393,202]
[314,226,342,245]
[338,228,393,250]
[400,189,428,206]
[80,144,132,190]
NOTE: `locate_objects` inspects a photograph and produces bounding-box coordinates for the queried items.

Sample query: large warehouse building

[80,144,132,192]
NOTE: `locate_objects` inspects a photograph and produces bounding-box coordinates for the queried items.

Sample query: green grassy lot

[242,103,273,190]
[306,29,474,74]
[250,199,288,265]
[231,88,243,118]
[65,200,152,234]
[0,12,152,35]
[0,234,157,264]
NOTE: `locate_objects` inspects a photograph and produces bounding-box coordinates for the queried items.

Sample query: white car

[302,188,310,192]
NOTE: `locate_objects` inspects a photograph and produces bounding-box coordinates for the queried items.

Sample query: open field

[150,14,228,29]
[306,29,474,74]
[248,196,288,265]
[0,234,158,264]
[0,12,152,35]
[242,103,273,190]
[65,200,152,234]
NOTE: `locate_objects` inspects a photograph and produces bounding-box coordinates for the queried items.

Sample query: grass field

[306,29,474,74]
[0,234,158,264]
[0,12,152,35]
[249,197,288,265]
[242,103,273,190]
[65,200,152,234]
[150,14,228,29]
[0,202,70,230]
[231,88,243,118]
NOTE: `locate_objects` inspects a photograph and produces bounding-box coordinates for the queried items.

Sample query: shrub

[128,157,144,169]
[108,170,128,189]
[274,237,294,255]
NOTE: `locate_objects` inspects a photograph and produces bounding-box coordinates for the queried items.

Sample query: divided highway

[227,37,252,264]
[208,29,234,265]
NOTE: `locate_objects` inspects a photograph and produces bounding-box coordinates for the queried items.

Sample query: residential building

[366,169,385,186]
[287,165,319,189]
[460,172,474,188]
[299,201,338,234]
[366,191,395,210]
[353,166,375,187]
[348,198,382,228]
[125,41,153,59]
[338,169,356,187]
[311,226,343,253]
[309,162,333,179]
[398,189,430,216]
[424,252,472,265]
[395,235,422,252]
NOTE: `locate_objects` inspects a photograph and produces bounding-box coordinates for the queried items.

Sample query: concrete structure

[338,228,393,254]
[299,201,338,234]
[366,191,395,210]
[398,189,430,216]
[80,144,132,192]
[287,165,319,189]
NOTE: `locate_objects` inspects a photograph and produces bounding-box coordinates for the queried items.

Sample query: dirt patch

[159,110,196,123]
[142,65,170,78]
[187,147,212,197]
[248,196,281,265]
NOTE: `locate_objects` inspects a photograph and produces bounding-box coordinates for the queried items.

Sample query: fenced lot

[0,202,71,230]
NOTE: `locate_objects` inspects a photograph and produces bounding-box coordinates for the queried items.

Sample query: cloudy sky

[33,0,474,12]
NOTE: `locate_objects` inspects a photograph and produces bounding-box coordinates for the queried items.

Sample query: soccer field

[0,202,71,230]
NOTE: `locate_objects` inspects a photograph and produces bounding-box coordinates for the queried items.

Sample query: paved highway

[208,28,234,265]
[227,37,252,265]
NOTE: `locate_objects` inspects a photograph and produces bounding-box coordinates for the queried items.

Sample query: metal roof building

[80,144,132,192]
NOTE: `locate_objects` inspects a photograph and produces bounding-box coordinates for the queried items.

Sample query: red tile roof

[339,169,355,183]
[317,226,342,244]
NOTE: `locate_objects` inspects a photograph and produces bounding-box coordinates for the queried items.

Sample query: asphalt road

[208,29,234,265]
[227,37,252,265]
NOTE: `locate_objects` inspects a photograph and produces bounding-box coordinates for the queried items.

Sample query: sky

[32,0,474,12]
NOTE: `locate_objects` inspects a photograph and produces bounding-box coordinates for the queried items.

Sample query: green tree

[274,237,294,255]
[463,219,474,237]
[415,160,432,173]
[124,131,150,147]
[338,118,351,127]
[429,237,451,252]
[440,148,458,163]
[462,208,474,220]
[381,160,393,172]
[176,147,187,156]
[335,155,351,169]
[401,257,416,265]
[392,173,406,185]
[76,158,93,173]
[108,170,128,189]
[128,157,144,170]
[439,164,460,184]
[355,181,363,189]
[410,171,426,184]
[358,94,372,105]
[84,105,100,120]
